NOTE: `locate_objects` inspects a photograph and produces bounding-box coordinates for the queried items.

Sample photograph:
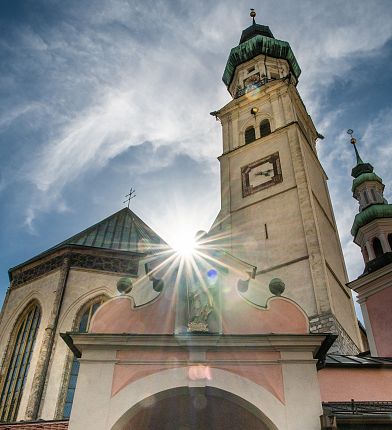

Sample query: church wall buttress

[298,129,362,349]
[222,116,230,154]
[270,95,283,129]
[281,90,295,125]
[25,257,71,421]
[287,125,331,315]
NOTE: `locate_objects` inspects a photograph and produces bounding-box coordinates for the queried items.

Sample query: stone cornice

[9,246,143,287]
[348,263,392,302]
[62,332,329,358]
[217,79,288,117]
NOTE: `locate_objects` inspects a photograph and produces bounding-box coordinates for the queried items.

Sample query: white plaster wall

[69,364,286,430]
[68,349,116,430]
[68,353,324,430]
[231,188,307,266]
[281,351,323,430]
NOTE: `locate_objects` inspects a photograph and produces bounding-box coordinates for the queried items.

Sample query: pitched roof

[50,208,165,253]
[325,354,392,367]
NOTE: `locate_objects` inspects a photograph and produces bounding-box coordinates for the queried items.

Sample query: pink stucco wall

[89,289,175,334]
[366,287,392,357]
[90,284,308,336]
[318,368,392,401]
[112,361,284,403]
[112,351,284,402]
[222,296,309,334]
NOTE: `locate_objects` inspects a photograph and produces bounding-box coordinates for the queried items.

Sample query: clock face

[241,152,282,197]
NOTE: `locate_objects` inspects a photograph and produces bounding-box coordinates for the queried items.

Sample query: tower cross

[123,188,136,208]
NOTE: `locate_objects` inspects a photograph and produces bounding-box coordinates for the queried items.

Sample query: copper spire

[347,129,364,165]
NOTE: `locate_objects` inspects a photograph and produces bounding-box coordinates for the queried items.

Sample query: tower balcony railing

[235,76,278,98]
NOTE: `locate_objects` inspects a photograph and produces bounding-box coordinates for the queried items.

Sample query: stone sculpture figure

[187,282,213,332]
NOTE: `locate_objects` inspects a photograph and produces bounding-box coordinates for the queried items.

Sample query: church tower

[210,11,362,353]
[347,131,392,357]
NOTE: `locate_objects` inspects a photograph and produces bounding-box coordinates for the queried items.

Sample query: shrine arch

[108,367,285,430]
[112,387,276,429]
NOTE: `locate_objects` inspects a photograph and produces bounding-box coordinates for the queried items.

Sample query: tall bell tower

[210,11,362,353]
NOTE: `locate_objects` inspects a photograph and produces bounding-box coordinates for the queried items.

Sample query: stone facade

[309,313,360,355]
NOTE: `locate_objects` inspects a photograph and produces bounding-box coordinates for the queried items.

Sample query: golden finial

[347,129,356,145]
[250,8,256,25]
[347,129,363,165]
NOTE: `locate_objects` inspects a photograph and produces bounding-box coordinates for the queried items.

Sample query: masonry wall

[0,270,61,421]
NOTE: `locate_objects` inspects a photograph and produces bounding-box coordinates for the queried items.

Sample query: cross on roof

[123,188,136,209]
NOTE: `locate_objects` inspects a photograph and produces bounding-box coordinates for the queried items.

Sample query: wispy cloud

[0,1,392,286]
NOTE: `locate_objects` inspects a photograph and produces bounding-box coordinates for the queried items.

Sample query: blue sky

[1,0,392,314]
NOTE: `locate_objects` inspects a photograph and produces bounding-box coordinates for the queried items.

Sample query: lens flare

[172,233,198,257]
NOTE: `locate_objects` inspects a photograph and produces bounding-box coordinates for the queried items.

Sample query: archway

[113,387,273,430]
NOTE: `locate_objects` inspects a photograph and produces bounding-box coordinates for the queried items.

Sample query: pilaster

[25,257,70,420]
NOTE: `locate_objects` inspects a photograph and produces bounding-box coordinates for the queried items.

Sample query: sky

[0,0,392,315]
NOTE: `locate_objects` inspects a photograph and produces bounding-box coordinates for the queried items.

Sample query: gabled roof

[50,208,165,253]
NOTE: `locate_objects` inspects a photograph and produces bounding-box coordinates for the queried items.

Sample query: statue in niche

[187,281,214,333]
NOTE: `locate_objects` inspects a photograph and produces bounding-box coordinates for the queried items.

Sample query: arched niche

[106,366,285,430]
[111,387,276,430]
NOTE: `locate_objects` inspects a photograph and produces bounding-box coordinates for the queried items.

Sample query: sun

[172,233,198,257]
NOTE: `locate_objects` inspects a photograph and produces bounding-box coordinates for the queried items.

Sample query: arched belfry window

[259,119,271,138]
[0,302,41,422]
[244,126,256,145]
[62,297,106,419]
[373,237,383,258]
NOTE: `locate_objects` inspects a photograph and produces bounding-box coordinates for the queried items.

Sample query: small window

[244,127,256,145]
[247,66,255,74]
[373,237,383,258]
[388,233,392,251]
[260,119,271,138]
[370,189,377,202]
[270,72,280,80]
